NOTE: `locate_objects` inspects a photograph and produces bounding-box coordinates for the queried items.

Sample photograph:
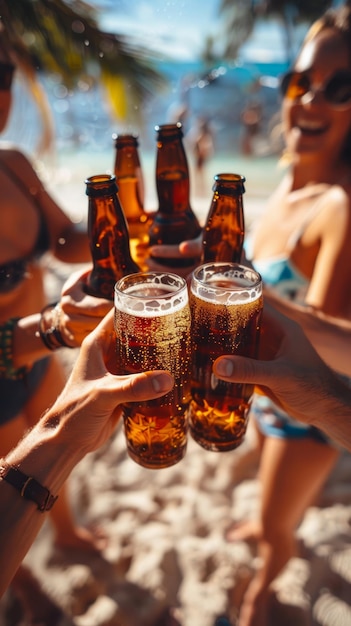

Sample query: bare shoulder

[316,183,351,229]
[0,147,41,183]
[0,146,31,167]
[299,183,351,255]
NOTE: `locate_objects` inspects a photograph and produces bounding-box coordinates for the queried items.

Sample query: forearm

[0,415,82,595]
[312,375,351,450]
[0,315,52,378]
[301,311,351,377]
[264,290,351,377]
[11,304,76,370]
[12,314,50,368]
[0,477,47,596]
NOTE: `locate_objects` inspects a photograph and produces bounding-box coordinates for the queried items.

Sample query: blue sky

[97,0,222,60]
[95,0,292,63]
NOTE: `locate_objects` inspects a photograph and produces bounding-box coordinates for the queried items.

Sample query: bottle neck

[115,148,141,176]
[87,194,139,281]
[202,186,245,264]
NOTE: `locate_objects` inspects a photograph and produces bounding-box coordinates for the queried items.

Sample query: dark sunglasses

[280,69,351,109]
[0,258,28,293]
[0,62,15,91]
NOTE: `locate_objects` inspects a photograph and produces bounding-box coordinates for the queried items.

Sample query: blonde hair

[303,4,351,60]
[0,24,54,156]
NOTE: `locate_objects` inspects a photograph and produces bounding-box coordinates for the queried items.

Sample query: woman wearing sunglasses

[0,25,115,622]
[221,5,351,626]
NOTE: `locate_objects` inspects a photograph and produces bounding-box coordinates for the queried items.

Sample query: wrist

[10,304,74,373]
[0,461,58,512]
[6,410,83,498]
[38,302,74,350]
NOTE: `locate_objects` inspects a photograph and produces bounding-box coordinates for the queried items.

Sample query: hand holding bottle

[60,268,113,346]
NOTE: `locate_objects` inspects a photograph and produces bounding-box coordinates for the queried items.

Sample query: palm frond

[0,0,167,122]
[219,0,255,59]
[218,0,336,63]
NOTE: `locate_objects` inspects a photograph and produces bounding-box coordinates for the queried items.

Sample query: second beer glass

[114,272,191,469]
[189,262,263,452]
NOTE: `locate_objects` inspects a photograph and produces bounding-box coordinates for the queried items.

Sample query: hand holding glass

[189,262,263,452]
[114,272,191,469]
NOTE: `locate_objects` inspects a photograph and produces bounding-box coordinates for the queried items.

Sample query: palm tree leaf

[219,0,255,59]
[0,0,167,121]
[218,0,335,63]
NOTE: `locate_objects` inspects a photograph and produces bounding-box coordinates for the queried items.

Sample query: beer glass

[114,271,191,469]
[189,262,262,452]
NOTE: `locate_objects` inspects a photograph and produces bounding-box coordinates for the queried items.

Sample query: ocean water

[3,58,286,227]
[40,145,283,234]
[3,58,287,153]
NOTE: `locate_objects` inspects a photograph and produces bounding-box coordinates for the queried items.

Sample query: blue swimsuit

[245,235,330,444]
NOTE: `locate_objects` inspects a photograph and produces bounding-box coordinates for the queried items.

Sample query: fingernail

[215,358,233,377]
[152,373,173,392]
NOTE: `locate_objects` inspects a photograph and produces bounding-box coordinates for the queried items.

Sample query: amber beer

[113,133,152,270]
[189,262,262,452]
[114,272,191,469]
[202,173,245,264]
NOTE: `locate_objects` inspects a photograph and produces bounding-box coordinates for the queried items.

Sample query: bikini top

[0,158,50,294]
[245,183,330,304]
[247,248,308,303]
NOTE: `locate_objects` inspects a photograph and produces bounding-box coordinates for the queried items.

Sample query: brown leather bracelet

[0,461,58,512]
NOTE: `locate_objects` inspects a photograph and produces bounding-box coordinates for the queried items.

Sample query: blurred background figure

[187,116,215,196]
[240,99,262,156]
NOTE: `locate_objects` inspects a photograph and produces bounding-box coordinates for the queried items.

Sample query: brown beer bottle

[84,174,140,300]
[113,133,151,269]
[148,122,202,268]
[201,173,245,263]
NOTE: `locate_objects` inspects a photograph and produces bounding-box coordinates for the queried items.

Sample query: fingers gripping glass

[280,69,351,108]
[0,63,15,91]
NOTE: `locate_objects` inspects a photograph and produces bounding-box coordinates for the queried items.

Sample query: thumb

[213,355,275,388]
[98,370,175,405]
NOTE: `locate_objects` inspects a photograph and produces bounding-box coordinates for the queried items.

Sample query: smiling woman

[222,5,351,626]
[281,19,351,171]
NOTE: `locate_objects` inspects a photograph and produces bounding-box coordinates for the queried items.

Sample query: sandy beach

[1,151,351,626]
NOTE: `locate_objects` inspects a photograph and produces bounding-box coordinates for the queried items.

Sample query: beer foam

[192,277,261,305]
[115,274,188,317]
[191,265,262,305]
